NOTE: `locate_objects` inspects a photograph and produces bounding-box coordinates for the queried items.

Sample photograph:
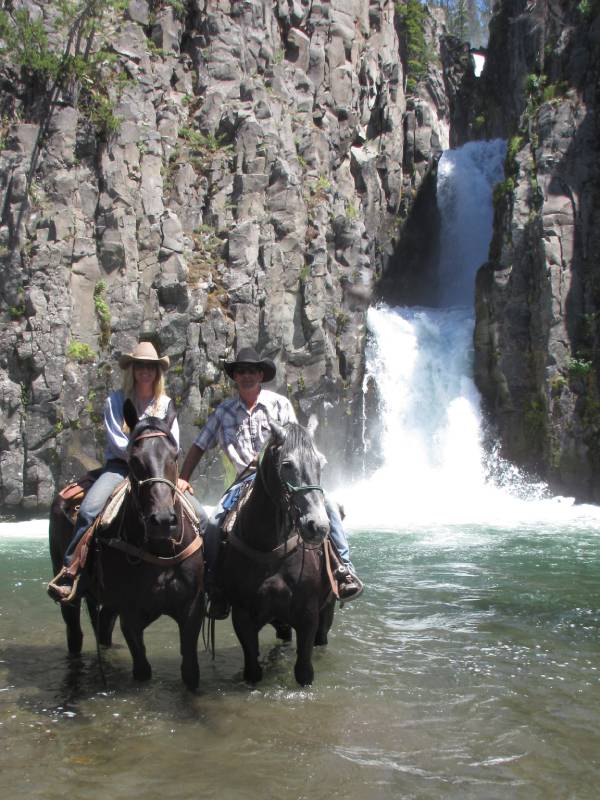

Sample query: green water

[2,523,600,799]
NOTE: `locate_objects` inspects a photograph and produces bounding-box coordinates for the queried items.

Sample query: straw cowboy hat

[118,342,170,371]
[224,347,276,382]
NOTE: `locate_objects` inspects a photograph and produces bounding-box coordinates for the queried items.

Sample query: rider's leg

[182,491,208,534]
[204,520,229,620]
[324,495,364,601]
[324,496,353,569]
[205,475,256,619]
[65,463,128,562]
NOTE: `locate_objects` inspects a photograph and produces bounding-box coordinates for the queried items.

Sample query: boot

[47,567,81,605]
[334,564,364,601]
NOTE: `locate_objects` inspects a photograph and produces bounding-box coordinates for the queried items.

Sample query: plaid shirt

[194,389,297,475]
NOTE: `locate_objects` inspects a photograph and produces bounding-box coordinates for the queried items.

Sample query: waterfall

[436,140,506,307]
[337,141,600,530]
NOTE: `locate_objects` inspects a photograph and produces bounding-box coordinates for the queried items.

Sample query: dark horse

[49,400,205,690]
[223,421,336,686]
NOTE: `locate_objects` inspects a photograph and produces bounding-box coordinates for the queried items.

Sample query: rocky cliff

[474,0,600,500]
[0,0,461,513]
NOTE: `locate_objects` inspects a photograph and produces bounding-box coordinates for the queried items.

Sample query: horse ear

[269,420,287,446]
[164,399,177,430]
[123,398,138,431]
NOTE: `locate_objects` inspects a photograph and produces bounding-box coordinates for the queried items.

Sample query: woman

[49,341,181,602]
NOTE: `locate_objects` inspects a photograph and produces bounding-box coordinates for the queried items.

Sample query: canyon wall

[0,0,460,511]
[474,0,600,500]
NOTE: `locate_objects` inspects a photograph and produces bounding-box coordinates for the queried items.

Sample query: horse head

[124,399,180,549]
[261,421,330,546]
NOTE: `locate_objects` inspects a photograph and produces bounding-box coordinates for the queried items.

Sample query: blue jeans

[64,460,128,563]
[325,496,353,570]
[204,476,353,573]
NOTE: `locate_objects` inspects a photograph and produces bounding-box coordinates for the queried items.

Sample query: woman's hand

[177,477,193,494]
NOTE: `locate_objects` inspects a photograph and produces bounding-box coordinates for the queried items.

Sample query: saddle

[57,469,103,522]
[219,479,341,599]
[221,479,254,536]
[48,476,130,602]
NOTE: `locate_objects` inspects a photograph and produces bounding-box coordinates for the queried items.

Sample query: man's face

[233,365,263,392]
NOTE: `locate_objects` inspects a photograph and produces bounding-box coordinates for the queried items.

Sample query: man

[178,347,364,617]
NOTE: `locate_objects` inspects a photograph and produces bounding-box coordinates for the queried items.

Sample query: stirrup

[206,587,231,619]
[206,594,230,620]
[334,565,364,602]
[47,568,80,605]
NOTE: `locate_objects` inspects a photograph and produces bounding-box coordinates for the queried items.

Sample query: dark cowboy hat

[118,341,170,371]
[224,347,276,382]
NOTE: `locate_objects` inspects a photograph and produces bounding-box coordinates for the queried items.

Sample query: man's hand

[177,477,193,494]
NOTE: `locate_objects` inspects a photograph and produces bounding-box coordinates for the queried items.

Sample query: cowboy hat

[118,341,170,371]
[224,347,276,382]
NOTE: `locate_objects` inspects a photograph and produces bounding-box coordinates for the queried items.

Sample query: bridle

[127,429,183,546]
[255,439,325,547]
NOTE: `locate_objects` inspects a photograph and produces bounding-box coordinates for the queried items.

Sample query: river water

[2,517,600,799]
[3,140,600,798]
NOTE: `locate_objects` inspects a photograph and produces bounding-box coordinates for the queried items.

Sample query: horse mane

[274,422,319,470]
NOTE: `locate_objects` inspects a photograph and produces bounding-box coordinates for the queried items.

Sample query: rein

[112,426,200,563]
[105,528,203,566]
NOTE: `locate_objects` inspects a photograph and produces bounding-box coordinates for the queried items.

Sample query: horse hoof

[244,665,263,684]
[133,664,152,682]
[294,665,314,686]
[182,666,200,691]
[314,633,328,646]
[66,634,83,655]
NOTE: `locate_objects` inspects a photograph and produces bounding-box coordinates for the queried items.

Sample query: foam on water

[0,518,48,539]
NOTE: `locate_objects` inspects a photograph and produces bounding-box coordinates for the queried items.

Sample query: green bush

[0,9,59,82]
[568,357,593,377]
[67,340,96,363]
[93,280,111,347]
[0,3,126,139]
[492,177,515,205]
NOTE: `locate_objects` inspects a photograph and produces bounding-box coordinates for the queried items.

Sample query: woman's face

[133,362,158,391]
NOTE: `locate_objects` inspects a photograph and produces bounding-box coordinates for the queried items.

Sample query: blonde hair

[121,363,166,432]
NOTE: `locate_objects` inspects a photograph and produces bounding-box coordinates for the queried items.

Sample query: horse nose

[148,510,177,529]
[303,517,329,542]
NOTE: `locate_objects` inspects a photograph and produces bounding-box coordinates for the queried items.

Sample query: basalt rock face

[0,0,458,512]
[474,0,600,500]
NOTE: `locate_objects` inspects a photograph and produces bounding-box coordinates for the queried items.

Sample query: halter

[257,442,324,500]
[255,438,325,547]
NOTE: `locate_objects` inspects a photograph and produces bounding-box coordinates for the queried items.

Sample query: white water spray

[337,141,600,531]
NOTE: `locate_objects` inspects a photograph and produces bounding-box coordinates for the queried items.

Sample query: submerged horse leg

[177,594,204,691]
[120,612,152,681]
[232,606,263,684]
[314,599,335,647]
[85,597,118,647]
[294,618,320,686]
[60,601,84,655]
